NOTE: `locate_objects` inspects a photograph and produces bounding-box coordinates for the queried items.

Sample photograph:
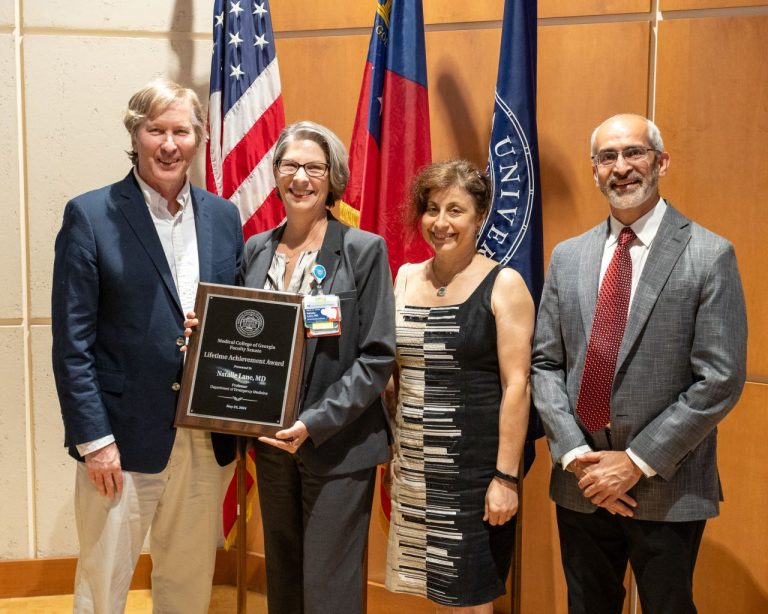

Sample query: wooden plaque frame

[175,283,305,437]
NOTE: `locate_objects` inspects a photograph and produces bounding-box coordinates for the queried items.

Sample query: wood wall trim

[0,550,235,599]
[0,550,435,611]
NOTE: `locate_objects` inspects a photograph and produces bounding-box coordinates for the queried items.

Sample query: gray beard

[602,166,660,211]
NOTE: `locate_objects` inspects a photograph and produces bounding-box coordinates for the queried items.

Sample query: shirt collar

[607,197,667,247]
[133,167,192,218]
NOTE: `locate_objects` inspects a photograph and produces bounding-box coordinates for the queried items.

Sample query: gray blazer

[531,203,747,521]
[241,216,395,475]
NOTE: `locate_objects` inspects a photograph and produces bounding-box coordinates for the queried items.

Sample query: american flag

[206,0,285,549]
[206,0,286,240]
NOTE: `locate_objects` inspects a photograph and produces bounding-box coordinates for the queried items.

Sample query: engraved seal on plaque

[235,309,265,338]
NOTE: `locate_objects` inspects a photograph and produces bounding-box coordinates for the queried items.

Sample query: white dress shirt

[561,198,667,477]
[76,170,199,457]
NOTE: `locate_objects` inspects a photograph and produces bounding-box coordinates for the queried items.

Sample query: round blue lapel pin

[311,264,327,285]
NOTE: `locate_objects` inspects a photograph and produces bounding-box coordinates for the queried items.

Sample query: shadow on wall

[170,0,209,189]
[695,538,768,613]
[434,58,486,167]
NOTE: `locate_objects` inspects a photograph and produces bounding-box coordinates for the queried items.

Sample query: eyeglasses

[275,159,329,178]
[592,147,659,167]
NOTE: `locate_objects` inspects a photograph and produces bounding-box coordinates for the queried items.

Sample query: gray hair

[123,79,206,164]
[273,121,349,206]
[590,114,665,156]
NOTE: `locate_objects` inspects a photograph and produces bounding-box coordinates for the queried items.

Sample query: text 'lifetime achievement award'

[175,283,305,437]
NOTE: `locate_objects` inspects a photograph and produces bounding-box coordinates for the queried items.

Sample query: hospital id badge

[303,294,341,337]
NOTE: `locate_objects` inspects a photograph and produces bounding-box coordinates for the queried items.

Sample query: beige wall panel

[24,35,213,319]
[31,325,79,556]
[271,0,503,32]
[23,0,212,34]
[540,0,650,19]
[655,16,768,377]
[0,327,29,558]
[275,33,369,144]
[694,383,768,612]
[0,0,14,27]
[537,22,650,262]
[661,0,768,9]
[0,34,22,319]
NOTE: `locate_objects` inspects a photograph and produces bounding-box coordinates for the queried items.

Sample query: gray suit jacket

[241,216,395,475]
[531,203,747,521]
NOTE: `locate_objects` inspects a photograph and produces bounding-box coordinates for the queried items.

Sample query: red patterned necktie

[576,226,636,433]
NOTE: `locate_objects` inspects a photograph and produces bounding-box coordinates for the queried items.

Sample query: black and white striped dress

[385,264,515,607]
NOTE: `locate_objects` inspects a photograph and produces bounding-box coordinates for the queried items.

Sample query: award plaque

[175,283,305,437]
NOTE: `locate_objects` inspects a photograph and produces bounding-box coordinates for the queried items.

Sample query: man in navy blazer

[52,80,243,613]
[532,114,747,613]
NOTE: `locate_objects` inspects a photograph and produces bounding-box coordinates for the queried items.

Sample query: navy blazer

[241,217,396,475]
[51,171,244,473]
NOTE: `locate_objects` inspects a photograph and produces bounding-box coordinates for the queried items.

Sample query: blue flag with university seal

[477,0,544,469]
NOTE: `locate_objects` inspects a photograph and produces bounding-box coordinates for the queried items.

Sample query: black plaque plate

[175,283,305,437]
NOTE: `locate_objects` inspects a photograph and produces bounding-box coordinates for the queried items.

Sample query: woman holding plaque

[384,160,534,611]
[243,121,395,614]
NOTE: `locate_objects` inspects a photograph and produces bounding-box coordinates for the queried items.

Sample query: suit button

[171,382,181,391]
[176,336,186,347]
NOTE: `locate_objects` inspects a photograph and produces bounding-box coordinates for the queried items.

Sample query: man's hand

[484,477,519,526]
[565,457,592,479]
[85,442,123,498]
[576,451,642,513]
[258,420,310,454]
[180,311,198,353]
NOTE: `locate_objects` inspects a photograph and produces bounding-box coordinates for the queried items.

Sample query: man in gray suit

[531,113,747,614]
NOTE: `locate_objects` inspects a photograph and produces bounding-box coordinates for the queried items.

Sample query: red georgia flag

[345,0,432,275]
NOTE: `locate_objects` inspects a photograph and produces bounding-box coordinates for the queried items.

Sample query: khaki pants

[72,429,233,614]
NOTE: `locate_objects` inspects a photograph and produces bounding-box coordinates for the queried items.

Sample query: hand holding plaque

[175,283,306,437]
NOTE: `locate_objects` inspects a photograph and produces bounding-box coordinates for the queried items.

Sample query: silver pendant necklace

[431,255,474,297]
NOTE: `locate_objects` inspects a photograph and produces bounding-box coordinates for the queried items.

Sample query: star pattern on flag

[209,0,279,147]
[229,31,243,47]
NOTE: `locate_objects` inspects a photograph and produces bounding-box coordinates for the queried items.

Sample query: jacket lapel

[115,172,183,315]
[192,187,213,281]
[250,225,283,288]
[578,221,610,337]
[617,203,691,368]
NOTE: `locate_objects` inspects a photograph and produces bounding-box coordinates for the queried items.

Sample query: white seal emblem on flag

[477,94,537,265]
[235,309,265,338]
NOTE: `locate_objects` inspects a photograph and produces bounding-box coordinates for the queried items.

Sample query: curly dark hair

[403,159,491,242]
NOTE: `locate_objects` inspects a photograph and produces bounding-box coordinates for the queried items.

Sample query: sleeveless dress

[385,264,516,607]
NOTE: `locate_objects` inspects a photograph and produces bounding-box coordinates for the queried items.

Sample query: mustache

[608,173,644,189]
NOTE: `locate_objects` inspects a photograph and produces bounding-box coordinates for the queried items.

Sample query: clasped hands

[568,451,643,517]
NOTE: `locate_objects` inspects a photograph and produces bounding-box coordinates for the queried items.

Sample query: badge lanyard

[302,264,341,337]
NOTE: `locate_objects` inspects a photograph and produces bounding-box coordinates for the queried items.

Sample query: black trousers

[255,442,377,614]
[556,505,706,614]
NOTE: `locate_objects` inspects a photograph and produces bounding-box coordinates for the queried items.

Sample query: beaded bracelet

[493,469,519,485]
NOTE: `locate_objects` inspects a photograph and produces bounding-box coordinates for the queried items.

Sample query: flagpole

[236,436,248,613]
[511,457,525,614]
